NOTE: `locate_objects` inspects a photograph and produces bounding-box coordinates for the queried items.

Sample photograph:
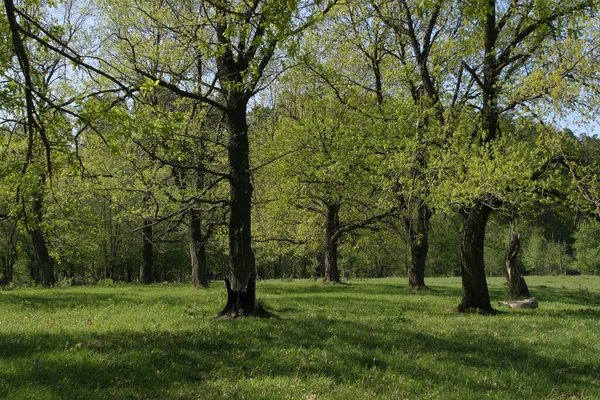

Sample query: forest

[2,0,600,316]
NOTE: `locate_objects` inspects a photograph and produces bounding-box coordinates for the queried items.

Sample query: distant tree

[573,219,600,274]
[266,72,394,283]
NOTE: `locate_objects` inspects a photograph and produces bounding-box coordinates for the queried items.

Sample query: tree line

[1,0,600,315]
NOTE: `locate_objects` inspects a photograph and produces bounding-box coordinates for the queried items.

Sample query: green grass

[1,276,599,399]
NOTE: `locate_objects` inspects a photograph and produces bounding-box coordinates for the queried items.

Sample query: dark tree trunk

[405,200,432,289]
[31,228,54,287]
[323,202,340,283]
[458,201,494,313]
[455,1,498,314]
[140,216,153,284]
[1,221,17,286]
[314,252,325,279]
[1,254,14,286]
[218,103,260,317]
[31,196,54,287]
[190,208,209,288]
[505,232,530,298]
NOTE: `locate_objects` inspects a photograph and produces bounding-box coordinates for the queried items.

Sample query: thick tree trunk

[218,104,261,317]
[505,232,530,298]
[323,203,340,283]
[458,201,494,313]
[139,216,153,284]
[190,208,209,288]
[406,231,428,289]
[405,200,431,289]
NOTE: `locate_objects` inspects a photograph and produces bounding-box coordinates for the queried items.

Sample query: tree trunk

[455,1,498,314]
[31,228,54,287]
[323,202,340,283]
[405,200,431,289]
[458,201,494,313]
[1,221,17,286]
[505,232,530,298]
[139,216,153,284]
[190,208,209,288]
[31,196,54,287]
[218,103,261,317]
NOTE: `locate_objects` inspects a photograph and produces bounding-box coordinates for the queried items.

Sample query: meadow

[0,276,598,399]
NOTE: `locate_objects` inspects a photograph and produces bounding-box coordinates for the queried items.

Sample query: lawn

[1,276,599,399]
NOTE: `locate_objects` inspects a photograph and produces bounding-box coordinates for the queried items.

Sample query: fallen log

[498,298,538,309]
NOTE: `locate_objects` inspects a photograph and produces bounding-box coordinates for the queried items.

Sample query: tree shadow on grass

[1,310,597,399]
[0,286,221,313]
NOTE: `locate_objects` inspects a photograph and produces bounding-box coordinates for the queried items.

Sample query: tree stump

[505,232,530,298]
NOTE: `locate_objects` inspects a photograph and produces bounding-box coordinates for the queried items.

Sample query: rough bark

[190,208,209,288]
[139,216,153,284]
[505,232,530,298]
[31,228,54,287]
[219,273,268,318]
[458,201,495,313]
[481,0,500,143]
[218,103,260,317]
[405,200,432,289]
[323,202,340,283]
[30,196,54,287]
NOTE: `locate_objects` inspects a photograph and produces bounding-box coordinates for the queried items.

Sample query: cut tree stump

[498,298,538,309]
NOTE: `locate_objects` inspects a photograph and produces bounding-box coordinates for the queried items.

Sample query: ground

[0,276,598,399]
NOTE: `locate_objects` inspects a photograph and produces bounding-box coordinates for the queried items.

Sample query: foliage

[1,0,600,293]
[572,219,600,274]
[522,228,574,275]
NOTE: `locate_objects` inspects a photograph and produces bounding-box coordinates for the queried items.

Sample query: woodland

[2,0,600,316]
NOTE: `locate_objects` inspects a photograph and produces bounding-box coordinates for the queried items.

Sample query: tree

[505,232,530,298]
[428,0,597,312]
[263,65,395,283]
[91,0,337,314]
[2,0,84,286]
[573,219,600,274]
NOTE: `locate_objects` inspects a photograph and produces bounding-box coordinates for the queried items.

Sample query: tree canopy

[2,0,600,314]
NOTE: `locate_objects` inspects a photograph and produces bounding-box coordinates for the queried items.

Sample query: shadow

[1,280,598,398]
[1,313,597,399]
[0,285,221,312]
[527,286,600,306]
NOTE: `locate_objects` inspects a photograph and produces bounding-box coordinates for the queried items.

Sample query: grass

[0,276,599,399]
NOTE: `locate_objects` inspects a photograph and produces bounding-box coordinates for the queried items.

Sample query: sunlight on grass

[1,277,598,399]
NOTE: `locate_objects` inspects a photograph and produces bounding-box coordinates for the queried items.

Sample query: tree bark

[458,201,494,313]
[505,232,530,298]
[218,103,260,317]
[190,208,209,288]
[31,228,54,287]
[139,216,153,284]
[405,200,431,289]
[323,202,341,283]
[1,221,17,286]
[30,195,54,287]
